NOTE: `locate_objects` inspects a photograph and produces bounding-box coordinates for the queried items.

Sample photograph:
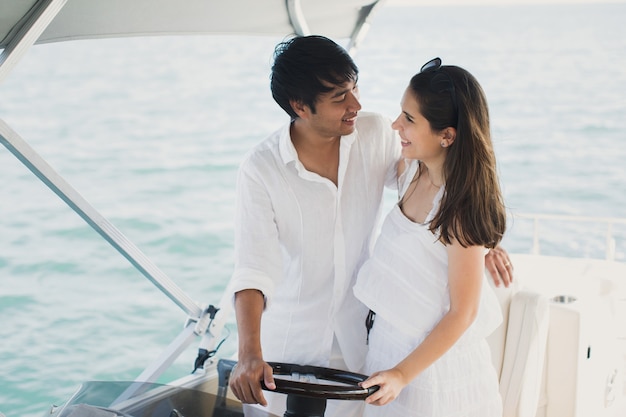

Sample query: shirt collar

[278,120,358,166]
[278,121,298,165]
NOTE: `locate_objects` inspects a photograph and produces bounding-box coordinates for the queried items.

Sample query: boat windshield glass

[50,380,279,417]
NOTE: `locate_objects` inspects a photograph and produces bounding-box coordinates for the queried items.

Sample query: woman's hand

[360,368,408,406]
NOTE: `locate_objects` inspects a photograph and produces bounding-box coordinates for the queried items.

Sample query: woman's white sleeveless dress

[353,160,503,417]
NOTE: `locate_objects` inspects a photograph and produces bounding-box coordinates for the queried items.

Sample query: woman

[354,58,506,416]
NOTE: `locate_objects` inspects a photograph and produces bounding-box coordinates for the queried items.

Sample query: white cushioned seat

[486,277,550,417]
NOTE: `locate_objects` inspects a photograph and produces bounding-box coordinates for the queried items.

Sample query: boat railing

[511,212,626,262]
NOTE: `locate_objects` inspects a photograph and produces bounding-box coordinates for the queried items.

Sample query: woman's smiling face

[392,87,446,163]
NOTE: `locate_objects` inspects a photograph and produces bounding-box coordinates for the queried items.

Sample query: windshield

[49,381,278,417]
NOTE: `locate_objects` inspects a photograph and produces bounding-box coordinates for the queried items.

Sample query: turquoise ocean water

[1,3,625,416]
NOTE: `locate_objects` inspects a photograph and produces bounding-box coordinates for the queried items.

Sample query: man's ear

[290,99,309,119]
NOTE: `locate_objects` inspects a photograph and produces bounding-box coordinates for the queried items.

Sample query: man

[227,35,512,417]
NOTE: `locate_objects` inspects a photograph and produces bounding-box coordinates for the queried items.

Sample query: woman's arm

[361,242,485,406]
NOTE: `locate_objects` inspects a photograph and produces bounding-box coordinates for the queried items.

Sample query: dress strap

[424,186,445,224]
[397,159,419,200]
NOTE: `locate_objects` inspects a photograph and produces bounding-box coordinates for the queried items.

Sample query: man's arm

[228,160,283,405]
[228,289,276,405]
[485,245,513,287]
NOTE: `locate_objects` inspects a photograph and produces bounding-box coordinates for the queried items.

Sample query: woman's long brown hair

[409,65,507,248]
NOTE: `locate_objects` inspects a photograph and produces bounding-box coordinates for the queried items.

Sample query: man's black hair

[270,35,359,119]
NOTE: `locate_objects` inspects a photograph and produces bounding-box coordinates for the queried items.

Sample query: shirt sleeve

[227,156,283,308]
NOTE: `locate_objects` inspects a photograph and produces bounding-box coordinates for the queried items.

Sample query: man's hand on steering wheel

[228,354,276,406]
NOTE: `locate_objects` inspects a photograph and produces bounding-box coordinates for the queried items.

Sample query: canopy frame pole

[286,0,311,36]
[0,0,68,85]
[284,0,386,57]
[0,118,203,318]
[347,0,386,56]
[110,322,199,405]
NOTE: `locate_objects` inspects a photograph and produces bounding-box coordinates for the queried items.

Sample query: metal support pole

[0,119,202,318]
[0,0,68,85]
[111,323,198,406]
[286,0,311,36]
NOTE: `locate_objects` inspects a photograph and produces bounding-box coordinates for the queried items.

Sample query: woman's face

[392,87,446,163]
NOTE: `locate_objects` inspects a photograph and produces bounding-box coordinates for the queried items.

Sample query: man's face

[305,79,362,139]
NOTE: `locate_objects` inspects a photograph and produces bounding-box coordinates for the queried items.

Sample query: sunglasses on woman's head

[420,57,458,113]
[420,57,443,73]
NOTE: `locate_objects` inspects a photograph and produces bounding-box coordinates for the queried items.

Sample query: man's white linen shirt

[229,111,399,372]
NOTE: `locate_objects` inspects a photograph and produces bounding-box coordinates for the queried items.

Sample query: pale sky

[387,0,625,4]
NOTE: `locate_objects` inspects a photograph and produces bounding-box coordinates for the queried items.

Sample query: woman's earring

[440,142,446,148]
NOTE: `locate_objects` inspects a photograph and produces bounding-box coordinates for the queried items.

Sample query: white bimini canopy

[0,0,385,83]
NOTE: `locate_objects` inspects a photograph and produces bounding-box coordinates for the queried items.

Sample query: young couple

[227,35,510,417]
